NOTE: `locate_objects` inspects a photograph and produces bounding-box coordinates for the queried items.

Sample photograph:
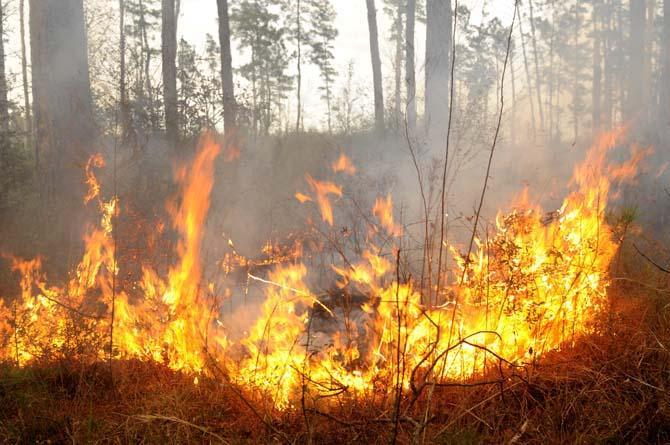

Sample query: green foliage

[231,0,293,135]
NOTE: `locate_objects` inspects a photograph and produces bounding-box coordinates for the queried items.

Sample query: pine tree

[366,0,385,133]
[306,0,338,133]
[231,0,292,135]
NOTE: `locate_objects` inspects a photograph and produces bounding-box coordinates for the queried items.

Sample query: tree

[290,0,304,131]
[217,0,236,134]
[119,0,130,144]
[627,0,645,121]
[406,0,416,131]
[516,4,537,139]
[366,0,384,133]
[592,0,602,130]
[177,38,206,137]
[162,0,179,148]
[661,0,670,128]
[19,0,32,157]
[383,0,405,130]
[0,0,10,157]
[125,0,161,135]
[29,0,97,244]
[527,0,545,133]
[307,0,338,133]
[231,0,292,136]
[425,0,452,148]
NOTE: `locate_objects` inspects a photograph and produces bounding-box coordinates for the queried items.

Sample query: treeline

[0,0,668,247]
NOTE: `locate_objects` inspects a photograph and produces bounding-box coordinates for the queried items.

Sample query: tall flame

[0,129,647,411]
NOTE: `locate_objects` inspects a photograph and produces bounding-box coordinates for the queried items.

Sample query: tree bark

[29,0,97,249]
[295,0,302,132]
[217,0,236,134]
[0,0,10,150]
[604,0,613,129]
[593,2,602,131]
[627,0,645,121]
[366,0,384,133]
[516,5,536,140]
[509,45,520,147]
[394,6,403,129]
[572,1,581,141]
[405,0,416,132]
[119,0,131,145]
[661,0,670,127]
[19,0,32,159]
[425,0,452,149]
[162,0,178,148]
[527,0,544,133]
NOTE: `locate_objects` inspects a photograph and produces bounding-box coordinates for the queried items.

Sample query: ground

[1,269,670,444]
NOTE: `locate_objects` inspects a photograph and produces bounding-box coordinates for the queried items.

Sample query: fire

[113,135,225,371]
[296,174,342,226]
[373,194,402,236]
[332,152,356,175]
[83,153,105,204]
[0,128,646,412]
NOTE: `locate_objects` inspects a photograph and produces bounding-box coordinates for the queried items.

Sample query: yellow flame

[297,175,342,226]
[0,128,647,411]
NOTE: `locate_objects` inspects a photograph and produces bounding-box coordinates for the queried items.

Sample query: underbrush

[1,274,669,444]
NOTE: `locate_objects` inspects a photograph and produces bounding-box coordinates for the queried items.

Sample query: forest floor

[2,248,670,444]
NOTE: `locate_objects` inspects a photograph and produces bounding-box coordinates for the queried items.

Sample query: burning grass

[1,283,670,443]
[1,129,668,442]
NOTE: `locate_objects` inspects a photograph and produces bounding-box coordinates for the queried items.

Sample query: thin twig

[448,0,519,357]
[129,414,230,443]
[436,0,460,304]
[633,243,670,273]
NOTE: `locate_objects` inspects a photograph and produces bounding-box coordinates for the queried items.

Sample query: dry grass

[2,239,670,444]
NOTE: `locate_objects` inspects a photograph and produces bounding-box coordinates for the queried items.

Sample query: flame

[332,153,356,175]
[297,175,342,226]
[373,194,402,236]
[113,135,224,371]
[84,153,105,204]
[0,129,648,411]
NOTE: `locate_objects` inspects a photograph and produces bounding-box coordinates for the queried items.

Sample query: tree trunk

[593,2,602,131]
[19,0,32,159]
[394,6,403,130]
[516,5,536,140]
[425,0,452,149]
[661,0,670,127]
[119,0,131,145]
[295,0,301,132]
[162,0,179,148]
[547,2,557,140]
[0,0,10,152]
[29,0,96,248]
[627,0,645,121]
[217,0,236,134]
[645,0,656,123]
[572,1,581,141]
[510,46,517,145]
[366,0,384,133]
[604,0,613,129]
[527,0,544,133]
[405,0,416,132]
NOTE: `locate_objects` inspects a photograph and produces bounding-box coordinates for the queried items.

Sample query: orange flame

[332,153,356,175]
[0,128,649,411]
[84,154,105,204]
[297,175,342,226]
[373,194,402,236]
